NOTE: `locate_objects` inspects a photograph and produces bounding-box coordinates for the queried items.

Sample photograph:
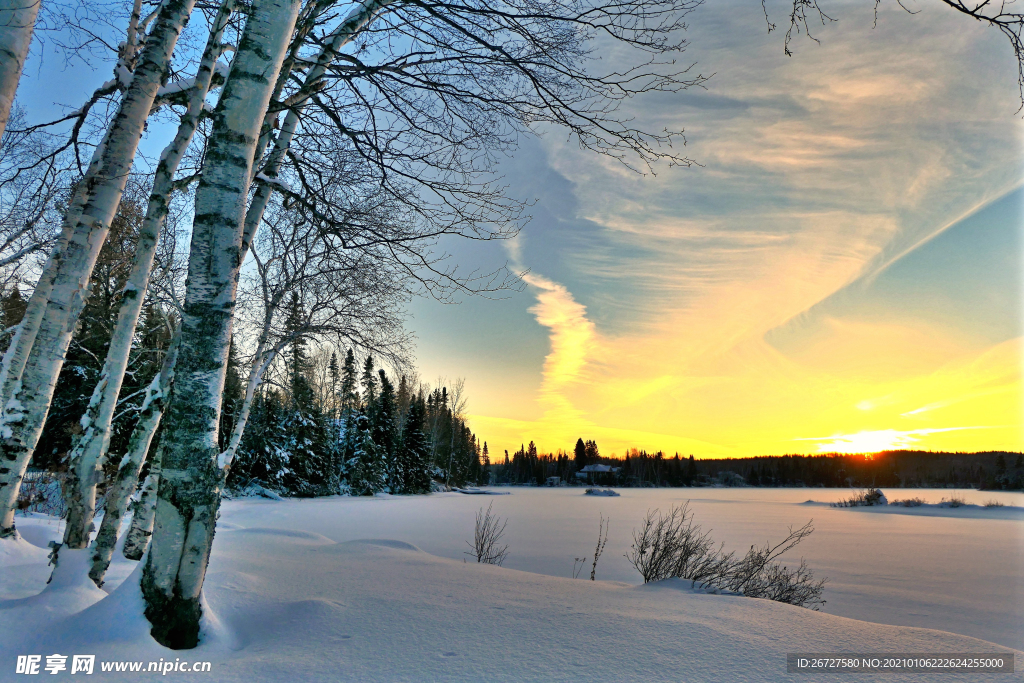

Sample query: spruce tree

[219,336,245,452]
[348,412,386,496]
[574,438,587,470]
[373,369,399,490]
[0,287,26,355]
[361,354,377,408]
[400,398,431,493]
[231,390,289,490]
[339,348,359,416]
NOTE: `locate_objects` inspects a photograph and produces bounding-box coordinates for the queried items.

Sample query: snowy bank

[2,523,1020,682]
[2,490,1022,681]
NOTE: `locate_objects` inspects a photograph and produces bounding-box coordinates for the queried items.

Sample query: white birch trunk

[88,330,180,585]
[0,218,78,537]
[0,0,198,539]
[0,0,40,139]
[62,0,236,551]
[122,461,160,561]
[140,0,301,649]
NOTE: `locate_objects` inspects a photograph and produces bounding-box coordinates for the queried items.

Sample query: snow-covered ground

[2,488,1021,681]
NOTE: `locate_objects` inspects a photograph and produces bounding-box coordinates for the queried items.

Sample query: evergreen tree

[219,336,245,452]
[231,390,289,490]
[360,354,377,408]
[0,286,26,355]
[574,438,587,469]
[399,398,431,493]
[373,369,399,490]
[339,348,359,417]
[328,352,340,420]
[286,293,314,410]
[35,197,149,472]
[348,412,387,495]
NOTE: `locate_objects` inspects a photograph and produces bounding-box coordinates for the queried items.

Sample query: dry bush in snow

[466,502,509,566]
[626,503,826,609]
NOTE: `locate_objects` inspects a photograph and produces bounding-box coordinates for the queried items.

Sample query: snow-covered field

[2,487,1021,681]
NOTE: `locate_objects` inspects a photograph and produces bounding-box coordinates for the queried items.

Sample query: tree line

[490,441,1024,490]
[229,343,486,496]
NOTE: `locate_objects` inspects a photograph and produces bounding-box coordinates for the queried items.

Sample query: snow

[114,64,133,90]
[156,77,197,98]
[454,486,509,495]
[254,173,291,193]
[1,488,1021,681]
[585,487,620,496]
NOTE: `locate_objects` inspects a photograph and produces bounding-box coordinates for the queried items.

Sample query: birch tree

[140,0,303,649]
[60,0,237,552]
[0,0,200,539]
[88,323,180,584]
[0,0,40,139]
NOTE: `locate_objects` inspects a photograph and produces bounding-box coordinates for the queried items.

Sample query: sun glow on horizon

[794,427,999,455]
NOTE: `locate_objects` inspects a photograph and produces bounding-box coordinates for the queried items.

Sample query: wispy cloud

[521,272,596,410]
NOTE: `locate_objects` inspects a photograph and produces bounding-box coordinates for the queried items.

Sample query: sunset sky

[14,0,1019,460]
[410,0,1024,458]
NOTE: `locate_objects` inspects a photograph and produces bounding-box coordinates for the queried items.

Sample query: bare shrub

[590,515,609,581]
[718,522,826,610]
[984,499,1005,508]
[626,503,826,609]
[941,493,967,508]
[465,502,509,566]
[625,503,731,585]
[831,488,886,507]
[891,497,925,507]
[16,471,68,518]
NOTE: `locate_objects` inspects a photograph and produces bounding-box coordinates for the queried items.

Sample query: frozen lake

[219,487,1024,651]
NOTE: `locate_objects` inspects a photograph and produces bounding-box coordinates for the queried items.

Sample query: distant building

[545,476,561,487]
[575,464,620,484]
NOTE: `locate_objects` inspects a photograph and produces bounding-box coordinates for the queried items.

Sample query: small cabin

[574,464,620,484]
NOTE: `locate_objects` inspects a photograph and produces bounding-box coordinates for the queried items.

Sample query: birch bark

[122,456,160,560]
[62,0,236,551]
[0,0,40,139]
[88,330,180,585]
[140,0,301,649]
[0,0,198,539]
